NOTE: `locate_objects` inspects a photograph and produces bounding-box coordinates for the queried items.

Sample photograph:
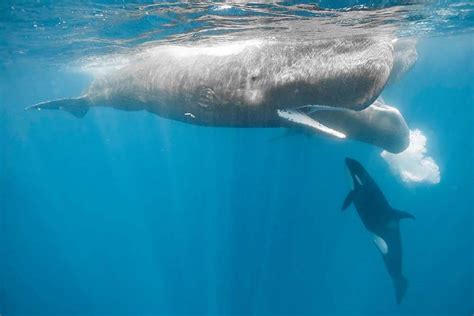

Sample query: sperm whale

[27,36,413,153]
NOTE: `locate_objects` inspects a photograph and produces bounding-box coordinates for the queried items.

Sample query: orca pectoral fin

[277,109,346,139]
[393,209,416,220]
[25,97,90,118]
[341,190,355,211]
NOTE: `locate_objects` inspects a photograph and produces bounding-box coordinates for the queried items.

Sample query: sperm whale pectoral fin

[25,97,90,118]
[372,234,389,255]
[393,209,416,220]
[341,190,355,211]
[277,109,346,139]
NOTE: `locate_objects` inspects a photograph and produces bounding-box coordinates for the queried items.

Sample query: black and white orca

[343,157,415,304]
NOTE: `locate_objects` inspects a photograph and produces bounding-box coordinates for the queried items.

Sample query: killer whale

[26,36,414,153]
[343,157,415,303]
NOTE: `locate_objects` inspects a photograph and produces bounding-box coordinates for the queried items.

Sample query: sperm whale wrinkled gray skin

[343,157,415,303]
[27,36,415,153]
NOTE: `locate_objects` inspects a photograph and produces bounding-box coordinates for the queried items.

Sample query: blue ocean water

[0,1,473,315]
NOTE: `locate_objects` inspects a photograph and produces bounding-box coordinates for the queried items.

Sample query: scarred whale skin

[87,37,394,124]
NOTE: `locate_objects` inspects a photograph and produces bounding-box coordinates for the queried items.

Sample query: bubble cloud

[381,129,440,184]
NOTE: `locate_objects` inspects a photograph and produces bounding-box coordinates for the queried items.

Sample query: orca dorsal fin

[341,190,355,211]
[393,209,416,220]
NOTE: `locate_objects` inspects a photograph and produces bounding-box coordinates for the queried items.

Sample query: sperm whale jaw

[277,108,346,139]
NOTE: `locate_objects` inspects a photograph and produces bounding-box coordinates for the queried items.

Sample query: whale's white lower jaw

[277,108,346,139]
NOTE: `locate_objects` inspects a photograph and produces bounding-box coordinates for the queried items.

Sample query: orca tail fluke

[394,276,408,304]
[25,97,90,118]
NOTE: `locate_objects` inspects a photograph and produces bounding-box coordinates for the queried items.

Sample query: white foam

[381,129,440,184]
[213,4,232,11]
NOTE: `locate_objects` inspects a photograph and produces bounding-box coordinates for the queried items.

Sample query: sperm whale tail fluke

[394,276,408,304]
[25,97,89,118]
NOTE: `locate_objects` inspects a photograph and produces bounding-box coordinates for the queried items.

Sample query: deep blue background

[1,32,473,316]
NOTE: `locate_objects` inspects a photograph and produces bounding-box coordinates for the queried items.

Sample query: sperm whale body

[27,36,414,153]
